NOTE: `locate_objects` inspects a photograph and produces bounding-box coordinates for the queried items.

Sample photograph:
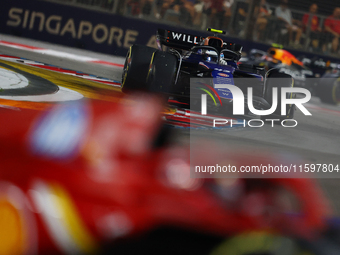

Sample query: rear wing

[157,28,203,50]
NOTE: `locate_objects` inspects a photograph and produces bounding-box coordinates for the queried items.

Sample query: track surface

[0,34,123,81]
[0,34,339,213]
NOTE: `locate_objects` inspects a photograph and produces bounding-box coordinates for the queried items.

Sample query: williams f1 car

[121,28,295,120]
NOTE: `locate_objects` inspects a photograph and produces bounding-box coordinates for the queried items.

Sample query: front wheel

[121,45,156,93]
[262,69,295,121]
[316,76,340,105]
[146,51,178,94]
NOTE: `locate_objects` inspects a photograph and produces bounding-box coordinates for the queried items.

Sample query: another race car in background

[121,28,295,120]
[240,47,340,105]
[301,56,340,104]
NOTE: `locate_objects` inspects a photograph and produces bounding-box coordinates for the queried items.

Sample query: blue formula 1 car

[121,28,295,119]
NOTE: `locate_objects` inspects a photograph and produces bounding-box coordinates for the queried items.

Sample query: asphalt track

[0,34,123,81]
[0,35,339,213]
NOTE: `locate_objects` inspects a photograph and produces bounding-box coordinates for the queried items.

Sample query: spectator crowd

[121,0,340,56]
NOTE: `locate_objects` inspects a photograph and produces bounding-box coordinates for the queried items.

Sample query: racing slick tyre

[262,69,295,121]
[316,75,340,105]
[121,45,157,93]
[146,51,178,94]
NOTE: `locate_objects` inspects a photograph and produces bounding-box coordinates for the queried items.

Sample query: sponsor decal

[218,73,229,77]
[214,68,231,73]
[170,31,201,44]
[29,101,90,159]
[199,62,209,69]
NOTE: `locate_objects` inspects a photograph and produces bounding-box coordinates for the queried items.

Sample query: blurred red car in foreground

[0,95,338,255]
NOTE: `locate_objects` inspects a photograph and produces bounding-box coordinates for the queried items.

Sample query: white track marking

[0,40,124,65]
[0,68,29,89]
[0,86,84,102]
[35,49,96,62]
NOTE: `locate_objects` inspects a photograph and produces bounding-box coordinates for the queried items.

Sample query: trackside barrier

[0,0,339,62]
